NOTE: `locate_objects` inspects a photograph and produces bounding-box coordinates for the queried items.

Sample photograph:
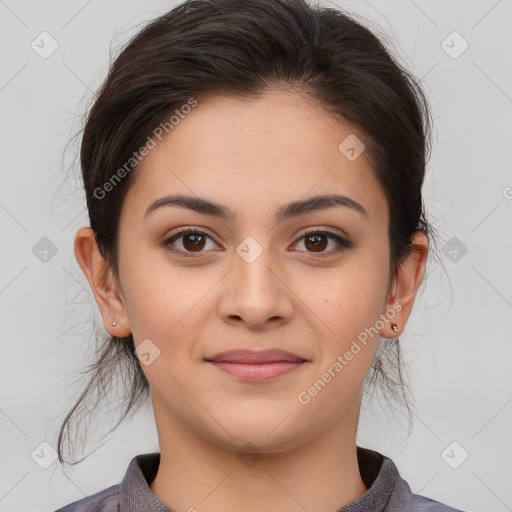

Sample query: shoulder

[407,493,468,511]
[53,483,120,512]
[391,470,468,512]
[52,452,160,512]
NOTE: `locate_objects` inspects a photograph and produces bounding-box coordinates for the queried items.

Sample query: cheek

[296,270,387,414]
[299,260,388,342]
[120,253,214,349]
[121,267,211,395]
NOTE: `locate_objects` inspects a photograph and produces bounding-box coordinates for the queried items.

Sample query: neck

[149,397,368,512]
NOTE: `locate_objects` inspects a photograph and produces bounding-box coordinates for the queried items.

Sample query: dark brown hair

[58,0,436,465]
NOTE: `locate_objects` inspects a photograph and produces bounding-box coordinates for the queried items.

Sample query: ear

[73,226,131,337]
[381,231,429,339]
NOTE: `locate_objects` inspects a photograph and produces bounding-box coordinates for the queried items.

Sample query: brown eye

[182,232,207,252]
[304,233,328,252]
[163,228,219,257]
[293,229,352,256]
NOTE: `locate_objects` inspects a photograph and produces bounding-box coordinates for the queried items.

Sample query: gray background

[0,1,511,511]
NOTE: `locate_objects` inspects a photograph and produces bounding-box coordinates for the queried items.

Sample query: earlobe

[73,226,132,337]
[381,232,429,339]
[380,304,401,339]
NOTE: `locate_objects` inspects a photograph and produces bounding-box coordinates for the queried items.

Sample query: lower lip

[208,361,305,381]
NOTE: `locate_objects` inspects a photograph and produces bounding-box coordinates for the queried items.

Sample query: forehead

[122,89,388,225]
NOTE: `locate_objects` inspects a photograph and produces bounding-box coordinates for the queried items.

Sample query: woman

[54,0,467,510]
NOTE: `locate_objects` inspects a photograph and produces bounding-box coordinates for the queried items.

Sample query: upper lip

[205,349,306,364]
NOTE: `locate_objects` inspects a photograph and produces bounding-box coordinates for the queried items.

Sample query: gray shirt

[53,446,467,511]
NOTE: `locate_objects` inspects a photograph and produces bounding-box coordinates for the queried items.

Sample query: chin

[206,416,310,455]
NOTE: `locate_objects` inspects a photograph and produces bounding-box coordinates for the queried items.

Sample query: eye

[162,227,352,259]
[162,228,220,258]
[292,228,352,256]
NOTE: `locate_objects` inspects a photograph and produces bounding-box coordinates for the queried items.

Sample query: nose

[217,242,294,330]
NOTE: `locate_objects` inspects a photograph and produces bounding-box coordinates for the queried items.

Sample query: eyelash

[162,227,352,259]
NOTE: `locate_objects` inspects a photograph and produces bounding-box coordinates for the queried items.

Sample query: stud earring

[391,322,398,333]
[112,321,117,326]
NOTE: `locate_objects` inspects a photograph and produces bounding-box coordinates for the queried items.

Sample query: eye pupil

[183,233,206,251]
[305,234,328,252]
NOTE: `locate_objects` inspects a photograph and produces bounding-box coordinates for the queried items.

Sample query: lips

[205,348,306,364]
[205,349,308,381]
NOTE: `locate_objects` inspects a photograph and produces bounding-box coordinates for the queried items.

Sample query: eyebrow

[143,193,368,222]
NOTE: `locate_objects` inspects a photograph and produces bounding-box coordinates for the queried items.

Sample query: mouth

[205,349,308,381]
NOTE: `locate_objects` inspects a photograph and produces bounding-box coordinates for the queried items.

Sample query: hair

[57,0,436,465]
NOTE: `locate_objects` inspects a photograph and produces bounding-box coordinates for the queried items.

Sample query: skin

[75,88,428,512]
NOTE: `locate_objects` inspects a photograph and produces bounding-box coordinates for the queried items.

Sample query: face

[102,89,406,453]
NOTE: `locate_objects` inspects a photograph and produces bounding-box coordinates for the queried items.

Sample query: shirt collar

[119,445,399,512]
